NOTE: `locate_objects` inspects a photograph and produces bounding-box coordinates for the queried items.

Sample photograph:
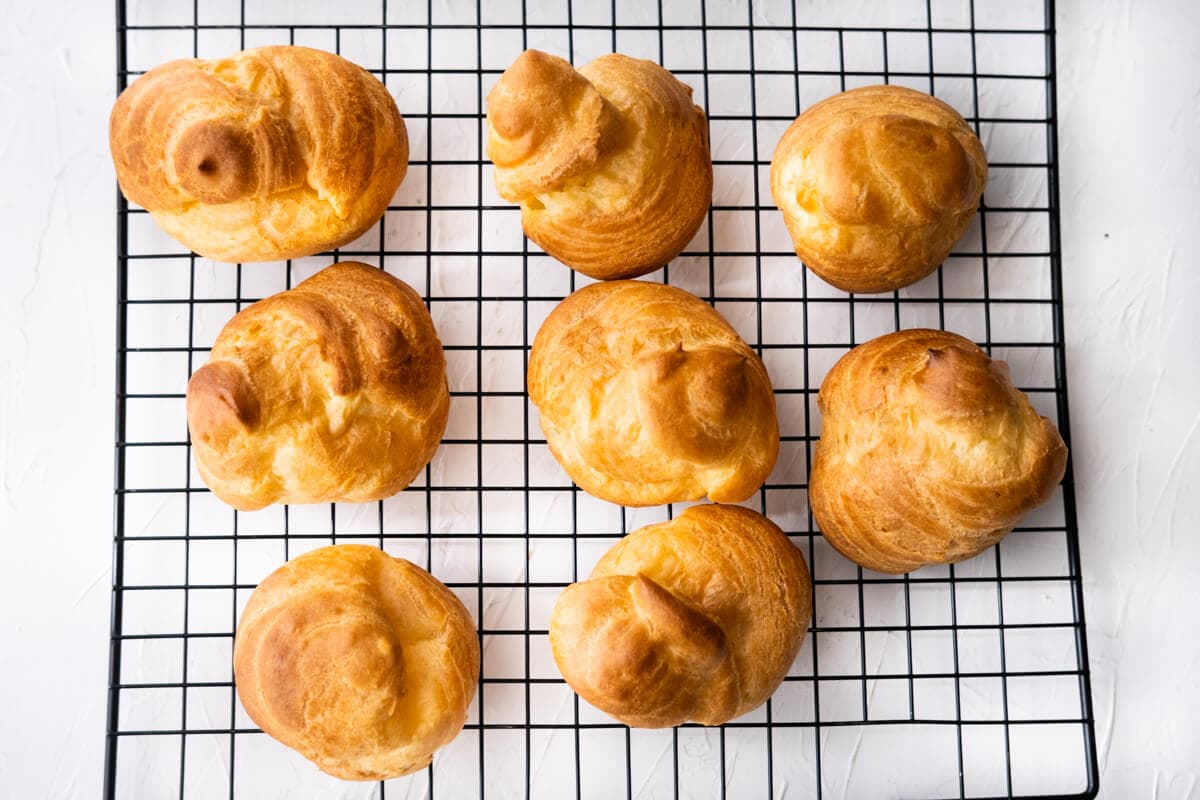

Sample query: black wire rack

[106,0,1098,797]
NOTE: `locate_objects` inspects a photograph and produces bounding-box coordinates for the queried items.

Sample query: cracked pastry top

[486,49,712,280]
[528,280,778,506]
[770,84,987,293]
[109,45,407,262]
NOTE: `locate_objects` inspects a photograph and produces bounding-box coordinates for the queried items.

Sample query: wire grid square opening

[108,0,1097,797]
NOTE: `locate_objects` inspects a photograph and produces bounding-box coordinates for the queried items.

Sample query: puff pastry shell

[233,545,478,779]
[809,329,1067,573]
[187,261,448,510]
[770,85,986,293]
[486,50,712,280]
[549,504,811,727]
[110,46,407,262]
[528,280,778,506]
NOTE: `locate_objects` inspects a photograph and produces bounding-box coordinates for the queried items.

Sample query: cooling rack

[106,0,1097,797]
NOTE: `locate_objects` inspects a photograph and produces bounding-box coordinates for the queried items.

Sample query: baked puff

[809,329,1067,573]
[187,262,448,510]
[771,85,986,293]
[487,50,712,280]
[110,46,407,262]
[528,280,778,506]
[233,545,478,779]
[549,505,812,727]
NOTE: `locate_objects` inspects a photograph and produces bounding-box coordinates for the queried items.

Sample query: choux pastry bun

[770,85,986,293]
[187,261,448,510]
[528,280,778,506]
[809,329,1067,573]
[487,50,711,280]
[233,545,478,779]
[549,504,811,727]
[110,46,407,262]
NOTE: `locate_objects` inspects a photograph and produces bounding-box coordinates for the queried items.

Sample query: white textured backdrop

[1057,3,1200,797]
[0,0,1196,797]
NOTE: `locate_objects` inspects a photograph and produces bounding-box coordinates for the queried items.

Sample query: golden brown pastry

[187,261,448,511]
[234,545,479,780]
[528,280,778,506]
[770,85,986,293]
[810,329,1067,574]
[549,504,811,727]
[110,45,407,262]
[486,49,711,280]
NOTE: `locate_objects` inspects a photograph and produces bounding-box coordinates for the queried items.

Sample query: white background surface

[0,0,1197,797]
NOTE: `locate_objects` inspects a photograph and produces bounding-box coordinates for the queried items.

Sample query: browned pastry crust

[770,85,987,293]
[233,545,479,780]
[110,46,407,262]
[486,49,712,280]
[187,261,448,511]
[527,280,778,506]
[809,329,1067,574]
[549,504,811,727]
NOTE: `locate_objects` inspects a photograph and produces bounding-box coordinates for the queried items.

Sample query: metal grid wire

[106,0,1098,797]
